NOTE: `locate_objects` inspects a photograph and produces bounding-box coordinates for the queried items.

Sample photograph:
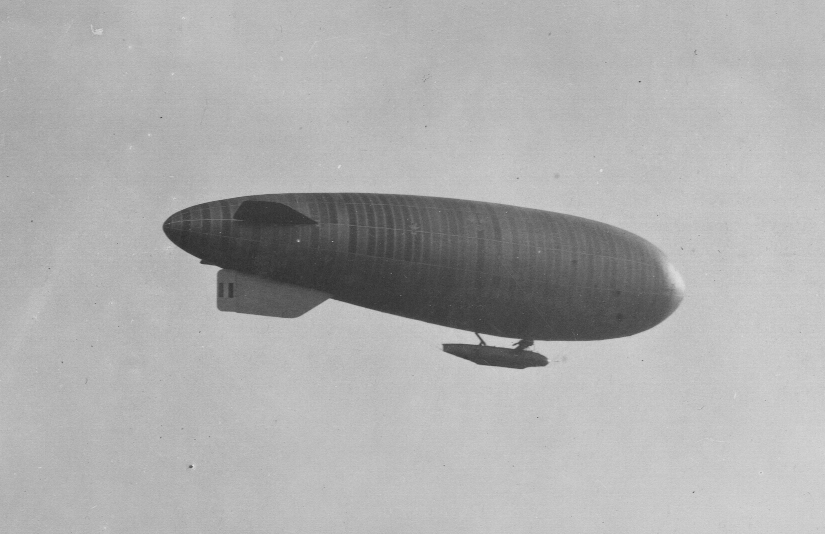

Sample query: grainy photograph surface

[2,1,824,532]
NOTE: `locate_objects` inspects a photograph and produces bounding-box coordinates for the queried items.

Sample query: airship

[163,193,684,369]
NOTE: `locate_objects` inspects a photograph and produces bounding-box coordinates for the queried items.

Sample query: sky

[2,1,824,532]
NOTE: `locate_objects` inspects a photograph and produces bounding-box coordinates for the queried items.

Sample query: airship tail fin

[217,269,329,318]
[233,200,317,225]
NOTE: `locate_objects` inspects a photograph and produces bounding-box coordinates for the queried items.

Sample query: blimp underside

[164,193,684,345]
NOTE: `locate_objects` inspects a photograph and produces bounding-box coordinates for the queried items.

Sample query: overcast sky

[2,1,824,532]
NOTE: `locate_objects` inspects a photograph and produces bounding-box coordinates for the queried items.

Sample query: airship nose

[662,260,685,317]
